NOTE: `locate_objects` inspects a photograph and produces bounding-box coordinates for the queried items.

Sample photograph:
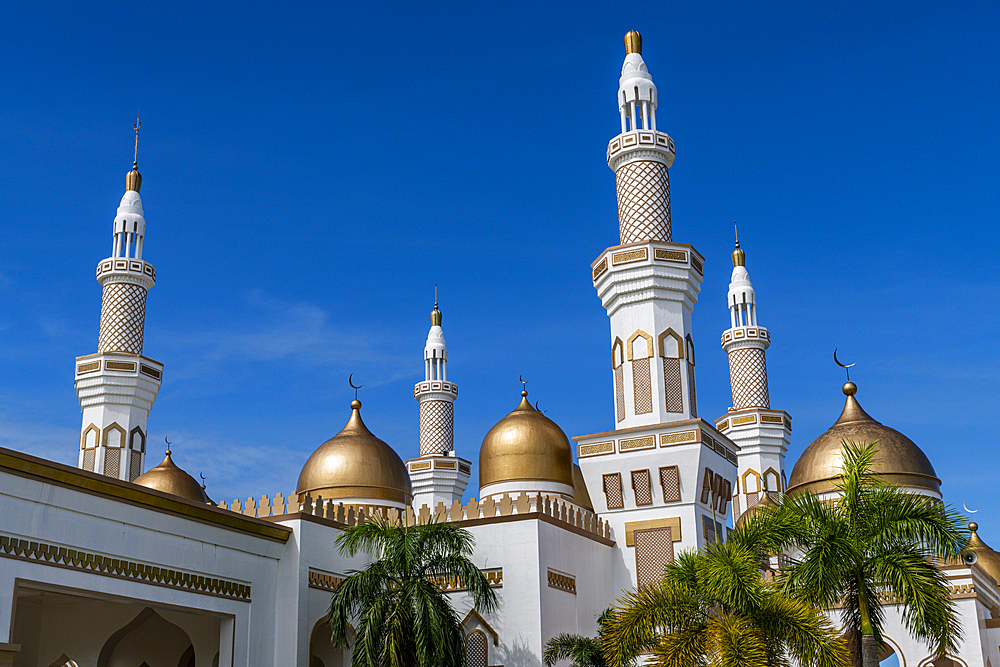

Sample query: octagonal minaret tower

[715,234,791,523]
[592,31,703,427]
[74,122,163,481]
[406,296,470,511]
[576,33,737,593]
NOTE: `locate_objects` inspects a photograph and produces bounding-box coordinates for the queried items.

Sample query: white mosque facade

[1,31,998,667]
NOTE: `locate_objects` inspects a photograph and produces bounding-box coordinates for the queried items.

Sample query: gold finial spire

[624,30,642,55]
[732,221,745,267]
[126,111,142,193]
[133,110,141,170]
[430,284,442,326]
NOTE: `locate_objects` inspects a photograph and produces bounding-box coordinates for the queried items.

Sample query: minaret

[716,233,791,523]
[406,296,470,511]
[74,119,163,481]
[592,30,703,427]
[576,33,737,592]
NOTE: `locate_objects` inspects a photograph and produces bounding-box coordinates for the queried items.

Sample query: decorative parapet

[219,492,611,542]
[547,569,576,594]
[308,566,503,594]
[0,533,251,601]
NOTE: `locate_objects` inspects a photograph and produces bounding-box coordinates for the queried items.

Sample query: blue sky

[1,2,997,539]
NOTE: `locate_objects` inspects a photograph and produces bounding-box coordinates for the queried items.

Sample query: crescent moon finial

[963,501,979,514]
[833,348,856,381]
[348,373,363,399]
[519,375,527,395]
[164,436,172,455]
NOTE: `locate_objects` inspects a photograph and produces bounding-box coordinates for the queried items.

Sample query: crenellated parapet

[219,491,611,541]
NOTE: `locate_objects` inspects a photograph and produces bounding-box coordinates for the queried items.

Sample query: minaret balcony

[413,381,458,400]
[74,352,163,409]
[607,130,675,170]
[96,257,155,289]
[721,326,770,351]
[714,408,791,454]
[591,240,704,314]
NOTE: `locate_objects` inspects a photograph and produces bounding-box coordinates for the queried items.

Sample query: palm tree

[543,609,612,667]
[328,516,498,667]
[739,441,968,667]
[602,539,848,667]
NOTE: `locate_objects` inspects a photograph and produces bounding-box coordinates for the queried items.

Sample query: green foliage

[543,609,614,667]
[327,516,498,667]
[737,440,969,667]
[602,539,847,667]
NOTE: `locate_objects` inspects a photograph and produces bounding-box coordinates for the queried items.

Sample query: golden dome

[479,391,574,492]
[732,240,745,267]
[296,400,412,505]
[965,523,1000,586]
[126,167,142,193]
[134,451,212,504]
[573,464,593,511]
[735,491,777,528]
[787,383,940,496]
[624,30,642,55]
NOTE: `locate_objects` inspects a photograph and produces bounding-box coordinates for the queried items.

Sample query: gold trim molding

[0,447,290,543]
[624,516,681,546]
[0,533,251,601]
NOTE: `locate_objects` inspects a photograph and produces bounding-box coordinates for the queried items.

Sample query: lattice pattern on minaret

[615,160,671,245]
[728,348,770,409]
[98,283,147,354]
[662,357,683,413]
[419,400,454,455]
[614,365,625,422]
[632,358,652,414]
[687,362,698,418]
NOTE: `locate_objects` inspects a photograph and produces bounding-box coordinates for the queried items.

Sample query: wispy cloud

[153,290,414,386]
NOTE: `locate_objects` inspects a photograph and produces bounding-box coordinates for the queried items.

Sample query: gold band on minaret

[624,30,642,55]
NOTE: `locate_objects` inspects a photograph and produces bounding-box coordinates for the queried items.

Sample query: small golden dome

[573,464,593,511]
[965,523,1000,586]
[297,400,412,505]
[134,451,212,504]
[732,240,745,267]
[126,167,142,193]
[624,30,642,55]
[479,391,574,492]
[735,491,778,528]
[430,304,442,327]
[787,384,940,496]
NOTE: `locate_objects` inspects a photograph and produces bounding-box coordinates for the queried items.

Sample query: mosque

[0,30,997,667]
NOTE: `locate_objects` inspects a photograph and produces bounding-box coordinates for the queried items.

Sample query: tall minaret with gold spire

[74,117,163,481]
[715,231,791,523]
[406,294,470,510]
[577,34,738,592]
[591,30,703,427]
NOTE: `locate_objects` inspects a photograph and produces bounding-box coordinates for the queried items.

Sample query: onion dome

[964,523,1000,585]
[732,239,745,267]
[573,464,593,511]
[134,450,212,504]
[788,383,940,496]
[735,491,777,528]
[479,391,574,494]
[297,400,412,506]
[126,167,142,193]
